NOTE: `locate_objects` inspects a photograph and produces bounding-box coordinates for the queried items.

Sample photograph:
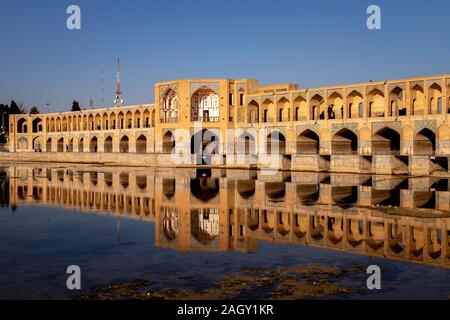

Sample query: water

[1,164,450,299]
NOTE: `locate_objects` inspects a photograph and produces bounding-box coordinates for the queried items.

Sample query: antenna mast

[101,57,104,105]
[113,57,123,106]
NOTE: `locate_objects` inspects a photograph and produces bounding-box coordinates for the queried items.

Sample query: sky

[1,0,449,112]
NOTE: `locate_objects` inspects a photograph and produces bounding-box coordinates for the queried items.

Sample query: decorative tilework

[327,88,344,98]
[308,90,324,100]
[292,92,306,101]
[331,122,358,135]
[345,87,364,97]
[159,84,178,99]
[414,119,436,134]
[264,126,286,135]
[427,79,443,88]
[409,80,424,89]
[387,82,405,93]
[276,94,290,103]
[190,82,220,95]
[296,124,320,136]
[366,84,385,95]
[371,121,401,134]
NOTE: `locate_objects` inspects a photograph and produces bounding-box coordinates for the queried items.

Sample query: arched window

[161,88,178,122]
[191,86,219,122]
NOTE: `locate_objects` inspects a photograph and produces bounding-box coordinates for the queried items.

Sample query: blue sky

[1,0,449,112]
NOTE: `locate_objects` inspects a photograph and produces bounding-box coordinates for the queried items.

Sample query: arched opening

[89,137,98,153]
[414,128,436,155]
[410,84,425,116]
[191,86,219,122]
[332,128,358,154]
[143,110,150,128]
[428,83,443,114]
[134,110,142,128]
[32,118,42,133]
[327,92,344,119]
[191,208,220,245]
[372,127,401,155]
[293,96,307,121]
[68,138,74,152]
[237,133,255,155]
[57,138,64,152]
[389,86,405,116]
[125,111,132,129]
[247,209,259,232]
[247,100,259,123]
[237,180,256,199]
[297,184,319,205]
[266,131,286,154]
[261,98,273,123]
[104,136,113,153]
[102,112,108,130]
[367,88,385,117]
[162,208,178,241]
[347,90,364,119]
[136,134,147,153]
[161,88,178,122]
[78,138,84,152]
[62,117,68,131]
[265,182,285,203]
[332,186,358,208]
[109,112,117,129]
[297,130,319,154]
[162,131,175,154]
[17,118,27,133]
[120,173,129,188]
[117,112,124,129]
[310,94,324,120]
[88,115,94,130]
[190,177,220,202]
[119,136,129,153]
[136,176,147,190]
[276,97,289,122]
[190,129,219,155]
[32,137,43,152]
[16,137,28,150]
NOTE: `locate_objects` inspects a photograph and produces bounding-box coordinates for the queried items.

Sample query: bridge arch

[237,132,256,155]
[119,135,129,153]
[162,131,175,154]
[372,127,401,155]
[89,136,98,153]
[332,128,358,154]
[136,134,147,153]
[414,128,436,155]
[57,137,64,152]
[297,129,319,154]
[104,136,113,153]
[266,130,286,154]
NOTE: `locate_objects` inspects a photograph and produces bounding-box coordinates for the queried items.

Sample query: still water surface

[1,164,450,299]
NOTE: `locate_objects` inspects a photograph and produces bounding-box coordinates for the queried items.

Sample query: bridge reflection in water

[3,165,450,268]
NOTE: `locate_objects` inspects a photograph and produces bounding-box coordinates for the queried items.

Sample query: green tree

[29,106,40,114]
[71,100,81,111]
[9,100,21,114]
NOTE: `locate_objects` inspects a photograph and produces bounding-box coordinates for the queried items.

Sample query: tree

[71,100,81,112]
[9,100,21,114]
[29,106,40,114]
